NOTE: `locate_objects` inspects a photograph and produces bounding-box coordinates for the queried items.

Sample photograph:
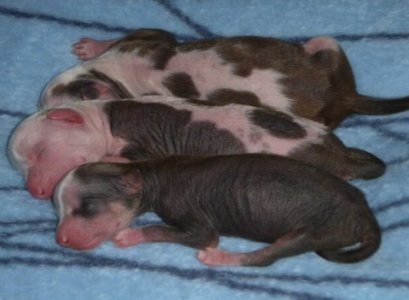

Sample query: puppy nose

[26,185,46,199]
[56,231,70,247]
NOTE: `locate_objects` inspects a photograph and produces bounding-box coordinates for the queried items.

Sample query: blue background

[1,1,409,299]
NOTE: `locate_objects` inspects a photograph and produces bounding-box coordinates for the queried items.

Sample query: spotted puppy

[8,96,385,199]
[40,29,409,128]
[54,154,381,267]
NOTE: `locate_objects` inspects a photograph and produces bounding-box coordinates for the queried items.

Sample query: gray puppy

[54,154,381,267]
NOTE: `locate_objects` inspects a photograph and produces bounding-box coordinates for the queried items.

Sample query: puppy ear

[122,169,144,194]
[82,70,132,100]
[47,108,84,124]
[80,80,117,100]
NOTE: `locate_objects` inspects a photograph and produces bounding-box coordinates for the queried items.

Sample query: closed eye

[32,143,46,162]
[73,197,102,218]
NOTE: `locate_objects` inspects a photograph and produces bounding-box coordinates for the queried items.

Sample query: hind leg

[303,37,358,127]
[291,134,385,180]
[72,38,118,60]
[198,229,314,267]
[72,29,177,61]
[303,36,340,55]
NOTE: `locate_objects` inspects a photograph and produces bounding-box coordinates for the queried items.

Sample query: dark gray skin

[42,28,409,129]
[54,154,381,267]
[106,100,385,180]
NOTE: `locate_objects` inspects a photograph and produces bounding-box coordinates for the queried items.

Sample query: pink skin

[72,38,118,61]
[25,157,85,198]
[302,36,339,55]
[9,102,126,199]
[61,220,247,266]
[56,213,127,250]
[54,177,134,250]
[113,227,146,248]
[198,248,245,266]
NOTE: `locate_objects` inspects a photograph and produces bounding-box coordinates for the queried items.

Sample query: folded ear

[81,70,132,100]
[80,80,118,100]
[122,169,144,194]
[47,108,84,124]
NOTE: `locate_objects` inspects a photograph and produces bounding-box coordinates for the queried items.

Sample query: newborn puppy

[8,96,385,199]
[40,29,409,128]
[54,154,381,267]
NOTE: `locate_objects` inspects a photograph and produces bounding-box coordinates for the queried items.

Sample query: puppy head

[40,67,131,109]
[53,162,144,250]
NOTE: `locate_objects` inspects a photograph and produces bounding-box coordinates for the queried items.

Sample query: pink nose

[26,185,47,199]
[56,230,70,247]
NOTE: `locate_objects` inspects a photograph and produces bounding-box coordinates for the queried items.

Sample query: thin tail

[349,94,409,115]
[316,223,381,263]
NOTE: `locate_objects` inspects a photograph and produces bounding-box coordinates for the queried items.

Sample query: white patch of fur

[54,169,76,224]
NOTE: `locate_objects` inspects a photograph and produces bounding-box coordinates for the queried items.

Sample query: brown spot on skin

[162,73,200,98]
[176,36,358,127]
[151,47,177,70]
[51,79,100,99]
[207,89,261,107]
[107,32,362,127]
[248,108,306,139]
[179,37,307,77]
[279,45,356,128]
[51,83,78,97]
[214,37,333,123]
[215,37,306,77]
[178,39,218,52]
[186,98,227,107]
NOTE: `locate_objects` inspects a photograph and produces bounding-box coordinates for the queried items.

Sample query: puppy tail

[349,94,409,115]
[316,221,381,263]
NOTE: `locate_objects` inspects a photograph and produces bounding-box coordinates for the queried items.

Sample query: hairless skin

[8,97,385,199]
[54,154,381,267]
[40,29,409,128]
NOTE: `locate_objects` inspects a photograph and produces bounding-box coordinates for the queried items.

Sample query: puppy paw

[112,228,145,248]
[197,248,241,266]
[71,38,113,60]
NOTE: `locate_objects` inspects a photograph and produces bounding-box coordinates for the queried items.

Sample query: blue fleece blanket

[1,1,409,299]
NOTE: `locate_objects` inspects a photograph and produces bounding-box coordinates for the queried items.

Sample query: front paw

[112,228,145,248]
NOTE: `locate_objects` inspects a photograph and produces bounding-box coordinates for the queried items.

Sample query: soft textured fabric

[1,1,409,299]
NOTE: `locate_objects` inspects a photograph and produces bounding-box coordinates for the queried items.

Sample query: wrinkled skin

[53,157,380,267]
